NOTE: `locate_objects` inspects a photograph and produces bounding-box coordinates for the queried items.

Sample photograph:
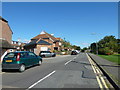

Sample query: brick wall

[55,42,59,47]
[0,19,12,43]
[0,18,13,61]
[34,45,54,55]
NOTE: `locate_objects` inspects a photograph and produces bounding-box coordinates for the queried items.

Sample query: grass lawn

[98,54,120,65]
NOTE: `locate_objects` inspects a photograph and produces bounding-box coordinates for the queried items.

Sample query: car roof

[9,51,30,53]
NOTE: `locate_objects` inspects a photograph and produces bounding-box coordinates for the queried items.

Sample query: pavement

[2,53,100,89]
[88,53,120,88]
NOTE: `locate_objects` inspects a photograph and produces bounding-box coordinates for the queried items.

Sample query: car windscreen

[4,53,17,58]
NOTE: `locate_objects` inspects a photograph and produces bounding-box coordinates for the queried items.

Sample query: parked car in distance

[75,50,80,54]
[2,51,42,72]
[39,51,56,57]
[71,50,78,55]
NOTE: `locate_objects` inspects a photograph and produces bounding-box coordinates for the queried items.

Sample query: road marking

[96,69,109,89]
[64,55,79,66]
[64,60,72,65]
[86,53,109,89]
[27,70,56,89]
[86,53,103,89]
[73,57,76,59]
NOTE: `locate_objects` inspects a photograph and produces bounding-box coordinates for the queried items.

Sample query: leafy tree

[76,46,81,50]
[90,43,97,54]
[81,47,88,52]
[72,45,81,50]
[98,35,117,54]
[117,39,120,54]
[61,38,81,51]
[90,35,118,55]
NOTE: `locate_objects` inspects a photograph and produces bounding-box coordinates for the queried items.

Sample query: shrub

[99,47,113,55]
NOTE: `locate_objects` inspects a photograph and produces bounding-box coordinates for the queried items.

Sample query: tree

[90,35,118,55]
[61,38,73,51]
[117,39,120,54]
[72,45,81,50]
[81,47,87,52]
[76,46,81,50]
[61,38,81,51]
[90,43,97,54]
[98,35,117,55]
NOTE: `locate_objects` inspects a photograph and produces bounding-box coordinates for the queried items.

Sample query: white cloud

[80,43,89,45]
[23,39,30,43]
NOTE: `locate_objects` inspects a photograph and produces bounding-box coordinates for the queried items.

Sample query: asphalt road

[2,53,99,89]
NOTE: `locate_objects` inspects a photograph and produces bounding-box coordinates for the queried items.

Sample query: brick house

[24,31,63,55]
[0,16,14,61]
[12,41,26,51]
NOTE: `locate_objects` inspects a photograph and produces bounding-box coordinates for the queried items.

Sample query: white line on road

[73,57,76,59]
[64,55,79,66]
[64,60,72,65]
[27,70,56,90]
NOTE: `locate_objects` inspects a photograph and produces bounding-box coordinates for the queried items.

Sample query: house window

[54,47,58,50]
[59,42,62,46]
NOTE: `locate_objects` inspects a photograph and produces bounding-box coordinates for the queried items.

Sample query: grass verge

[98,54,120,65]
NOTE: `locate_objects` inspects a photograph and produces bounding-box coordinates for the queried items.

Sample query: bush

[53,50,61,55]
[98,47,113,55]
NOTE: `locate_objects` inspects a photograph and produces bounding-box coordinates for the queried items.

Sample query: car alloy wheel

[38,60,42,66]
[19,64,25,72]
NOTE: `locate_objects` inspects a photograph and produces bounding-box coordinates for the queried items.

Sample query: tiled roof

[0,16,8,23]
[31,31,57,42]
[12,44,20,47]
[24,39,51,48]
[24,39,38,47]
[37,40,51,45]
[56,38,61,40]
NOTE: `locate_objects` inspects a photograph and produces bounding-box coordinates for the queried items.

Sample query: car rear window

[4,53,17,58]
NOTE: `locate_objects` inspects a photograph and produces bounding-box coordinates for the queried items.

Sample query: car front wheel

[52,54,56,57]
[38,60,42,66]
[41,55,45,58]
[19,64,25,72]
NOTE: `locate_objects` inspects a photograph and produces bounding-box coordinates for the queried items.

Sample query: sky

[2,2,118,48]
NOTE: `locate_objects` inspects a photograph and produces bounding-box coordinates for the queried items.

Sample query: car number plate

[6,60,12,62]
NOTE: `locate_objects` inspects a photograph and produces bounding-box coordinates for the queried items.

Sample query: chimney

[51,34,54,36]
[40,30,45,34]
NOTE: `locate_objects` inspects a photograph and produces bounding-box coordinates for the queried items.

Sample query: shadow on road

[71,61,120,68]
[2,64,39,73]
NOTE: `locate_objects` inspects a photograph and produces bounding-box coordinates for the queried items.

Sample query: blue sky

[2,2,118,48]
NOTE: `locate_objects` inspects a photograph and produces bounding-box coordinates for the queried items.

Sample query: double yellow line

[86,53,110,90]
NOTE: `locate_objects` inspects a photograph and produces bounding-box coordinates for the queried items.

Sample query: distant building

[24,31,63,55]
[0,16,14,61]
[12,41,26,51]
